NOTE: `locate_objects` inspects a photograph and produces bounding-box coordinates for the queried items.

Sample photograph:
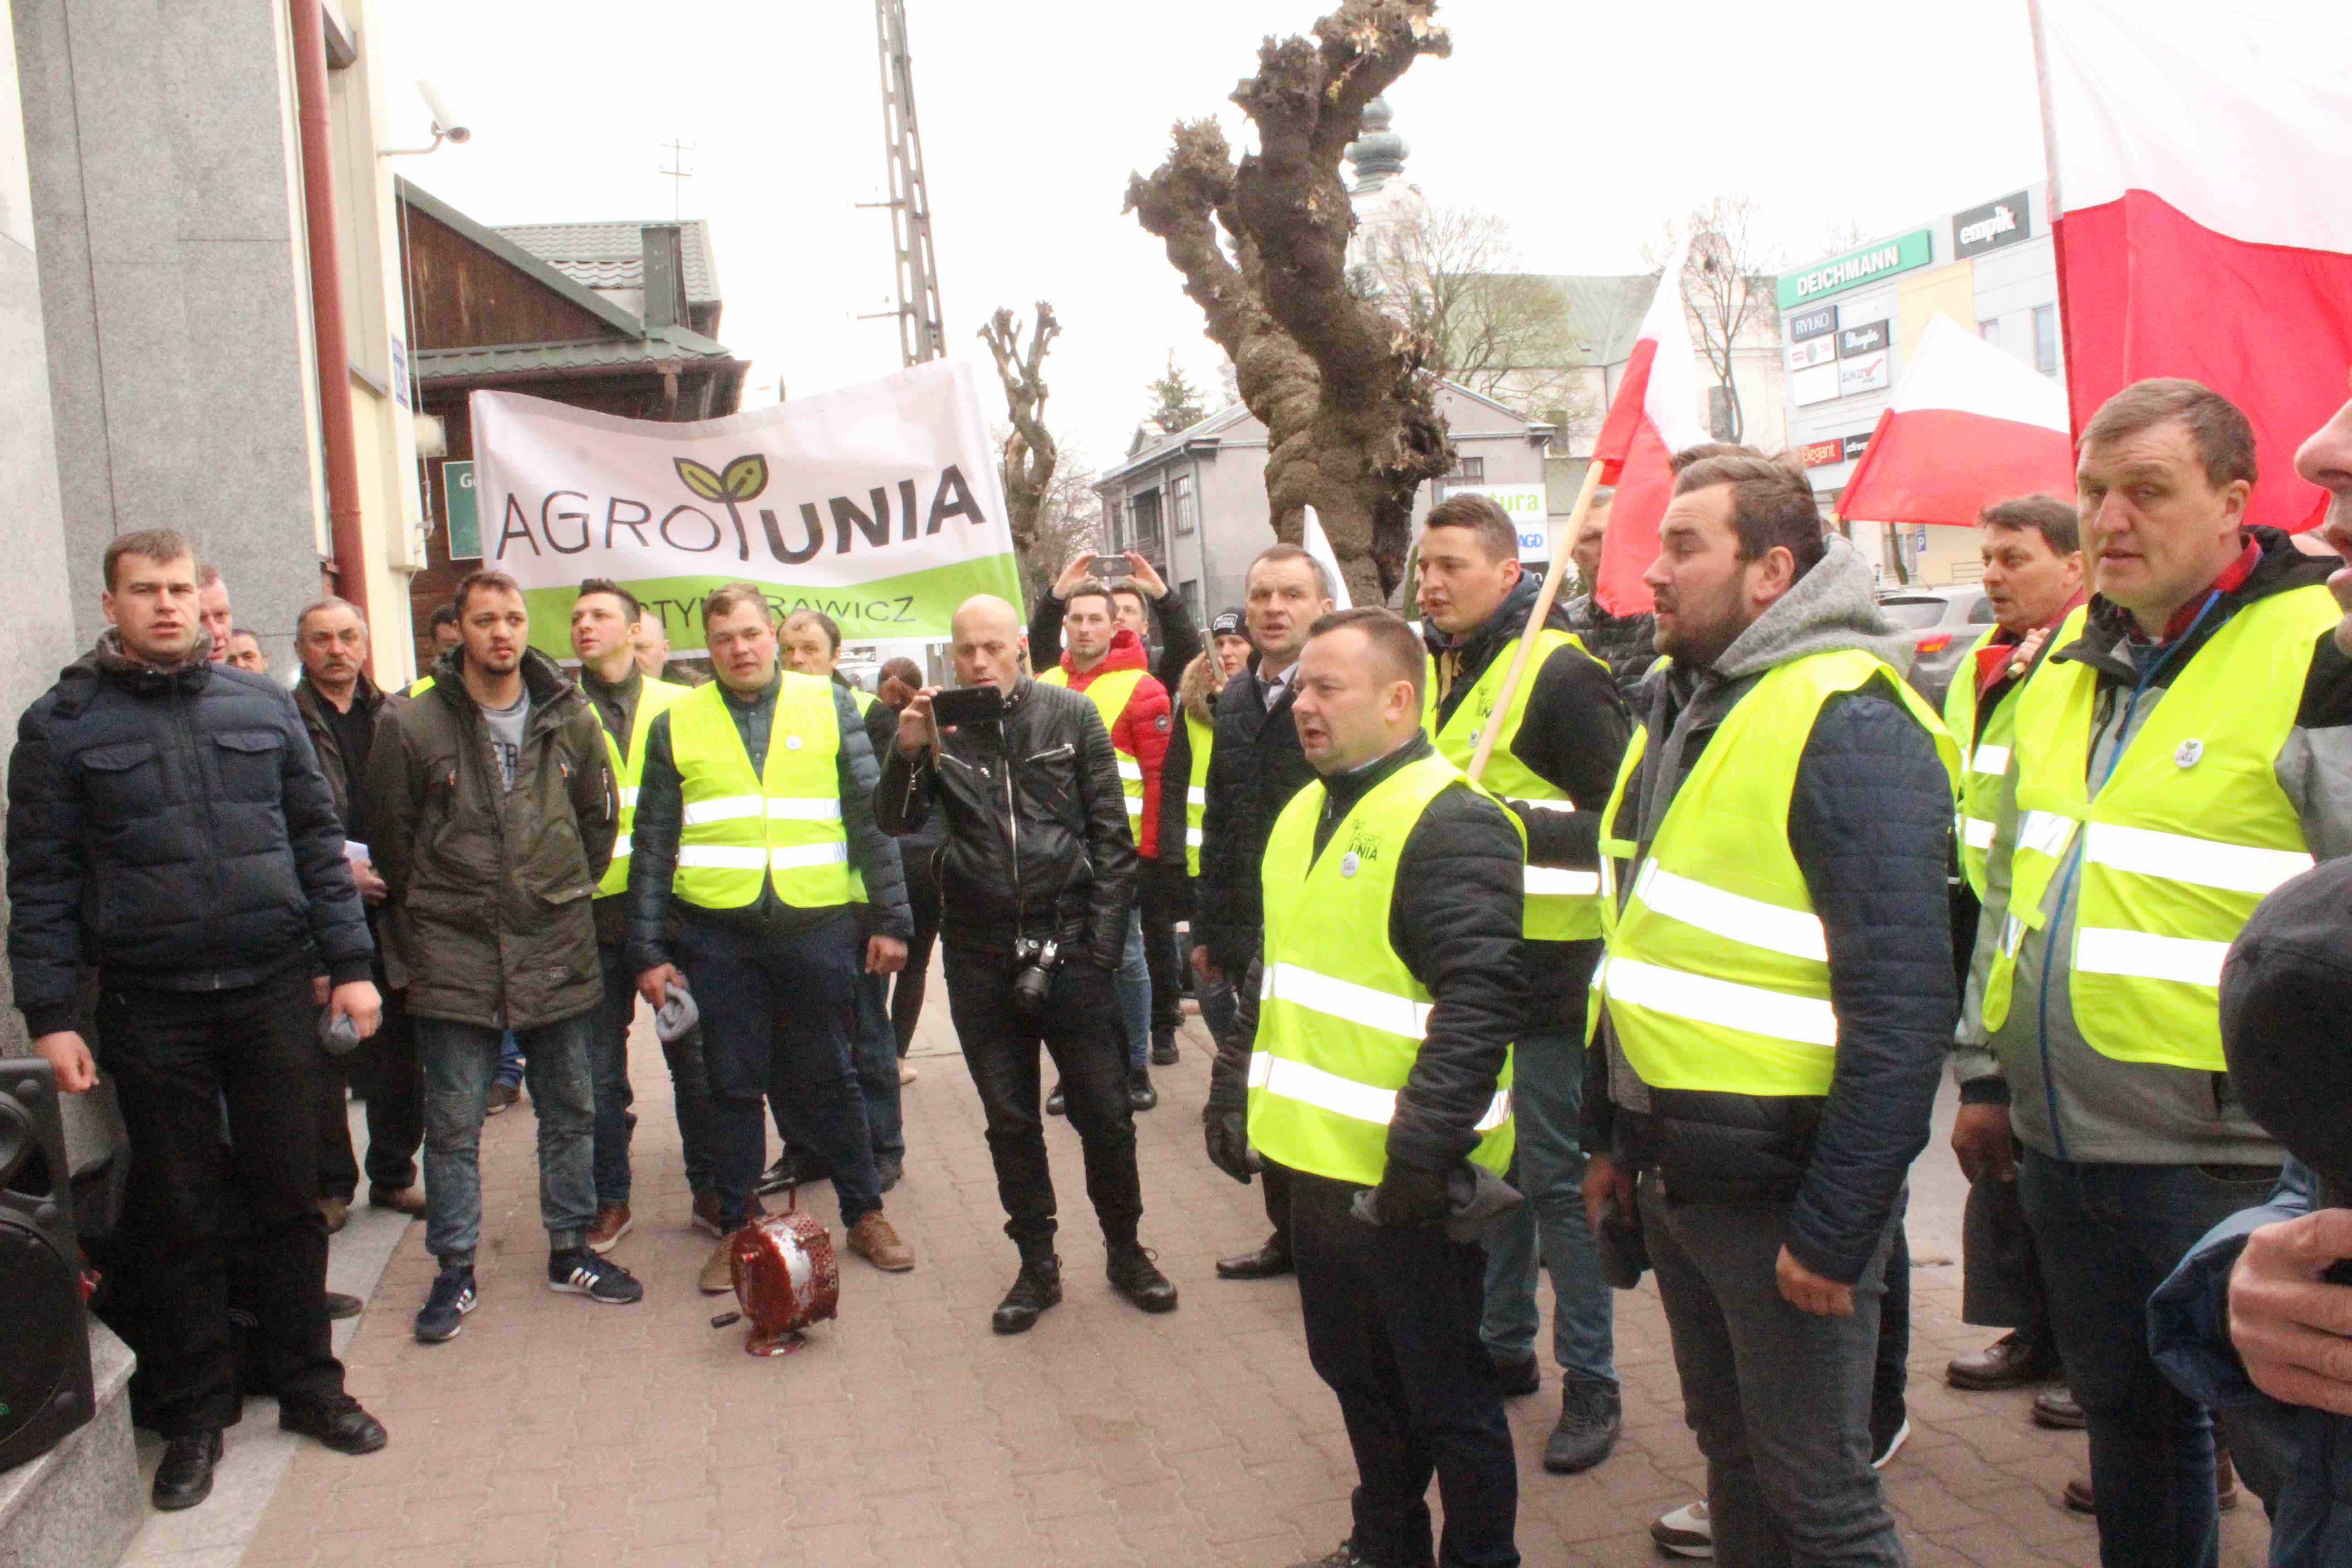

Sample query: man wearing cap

[1956,378,2352,1566]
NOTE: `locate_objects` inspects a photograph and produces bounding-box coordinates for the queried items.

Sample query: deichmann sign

[1446,484,1550,562]
[1838,320,1890,358]
[470,360,1025,656]
[1777,228,1935,309]
[1954,190,2032,259]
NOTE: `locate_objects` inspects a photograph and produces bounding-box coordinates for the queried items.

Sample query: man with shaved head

[879,593,1176,1334]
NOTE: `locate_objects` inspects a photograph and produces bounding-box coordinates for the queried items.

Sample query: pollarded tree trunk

[1124,0,1455,607]
[980,304,1061,584]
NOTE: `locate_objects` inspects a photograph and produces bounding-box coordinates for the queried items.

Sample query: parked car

[1877,584,1994,709]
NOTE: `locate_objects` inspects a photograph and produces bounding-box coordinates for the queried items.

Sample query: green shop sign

[1777,228,1935,309]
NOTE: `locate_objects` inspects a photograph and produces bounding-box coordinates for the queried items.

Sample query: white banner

[470,360,1024,652]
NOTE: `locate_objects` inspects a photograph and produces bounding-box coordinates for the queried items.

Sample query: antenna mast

[871,0,946,365]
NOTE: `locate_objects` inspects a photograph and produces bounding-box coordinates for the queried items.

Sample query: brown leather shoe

[367,1184,426,1216]
[317,1197,349,1235]
[691,1191,762,1240]
[2063,1476,2095,1514]
[586,1204,632,1255]
[847,1211,914,1273]
[2032,1387,2087,1430]
[1945,1330,2061,1391]
[698,1240,735,1296]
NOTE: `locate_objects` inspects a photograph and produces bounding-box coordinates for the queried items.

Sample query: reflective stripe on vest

[1184,711,1214,877]
[408,675,435,697]
[594,675,689,897]
[1041,664,1148,829]
[1250,752,1520,1186]
[666,672,852,909]
[1595,649,1959,1097]
[1943,625,2012,898]
[1979,589,2334,1070]
[1426,627,1610,941]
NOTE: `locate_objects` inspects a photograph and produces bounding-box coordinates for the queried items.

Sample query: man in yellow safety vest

[1584,451,1958,1565]
[1955,380,2352,1563]
[569,580,694,1255]
[1252,607,1530,1568]
[1038,582,1172,1112]
[625,582,918,1294]
[1416,492,1634,1475]
[1937,499,2082,1401]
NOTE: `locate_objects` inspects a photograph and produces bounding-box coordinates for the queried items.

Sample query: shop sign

[1838,319,1890,358]
[1789,336,1837,371]
[1788,303,1838,342]
[1778,228,1935,309]
[1955,190,2032,258]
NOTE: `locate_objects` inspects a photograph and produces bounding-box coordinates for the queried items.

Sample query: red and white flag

[1839,314,2075,529]
[2036,0,2352,532]
[1590,243,1708,613]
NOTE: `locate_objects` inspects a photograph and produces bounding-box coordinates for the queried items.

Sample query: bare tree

[1652,195,1780,445]
[980,303,1062,582]
[1124,0,1455,606]
[1351,203,1589,428]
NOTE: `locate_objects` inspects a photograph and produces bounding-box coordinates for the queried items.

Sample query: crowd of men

[14,368,2352,1568]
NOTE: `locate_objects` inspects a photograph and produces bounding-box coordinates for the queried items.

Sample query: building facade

[1092,381,1553,620]
[1779,183,2059,585]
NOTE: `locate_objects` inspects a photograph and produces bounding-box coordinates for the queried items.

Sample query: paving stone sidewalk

[239,964,2270,1567]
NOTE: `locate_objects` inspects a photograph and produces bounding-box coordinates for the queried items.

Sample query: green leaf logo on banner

[673,457,727,501]
[722,454,769,501]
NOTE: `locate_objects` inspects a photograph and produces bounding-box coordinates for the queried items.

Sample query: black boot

[1045,1083,1067,1117]
[1107,1242,1179,1314]
[152,1429,223,1511]
[1149,1027,1179,1066]
[1127,1068,1158,1112]
[992,1251,1062,1335]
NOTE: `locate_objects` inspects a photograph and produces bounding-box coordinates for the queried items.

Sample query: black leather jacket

[876,679,1136,969]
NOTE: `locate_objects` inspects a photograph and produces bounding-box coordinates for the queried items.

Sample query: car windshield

[1877,598,1950,631]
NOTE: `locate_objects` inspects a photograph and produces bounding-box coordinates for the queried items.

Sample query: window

[2034,304,2061,378]
[1105,495,1125,550]
[1448,456,1486,485]
[1130,489,1165,562]
[1179,579,1200,619]
[1876,597,1951,631]
[1978,318,2001,347]
[1170,472,1196,535]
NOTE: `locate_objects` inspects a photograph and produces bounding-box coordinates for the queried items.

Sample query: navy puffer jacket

[7,637,373,1035]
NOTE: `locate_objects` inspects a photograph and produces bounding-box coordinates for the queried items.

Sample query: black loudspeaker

[0,1058,92,1473]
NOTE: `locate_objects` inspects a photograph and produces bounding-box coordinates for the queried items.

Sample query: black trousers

[1291,1167,1519,1568]
[1225,958,1296,1250]
[890,849,943,1056]
[941,945,1142,1250]
[1140,872,1185,1037]
[317,978,422,1200]
[96,969,344,1436]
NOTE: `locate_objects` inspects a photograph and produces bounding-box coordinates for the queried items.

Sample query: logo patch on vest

[786,735,803,751]
[1156,713,1170,731]
[1340,851,1361,878]
[2174,738,2203,769]
[1343,823,1385,869]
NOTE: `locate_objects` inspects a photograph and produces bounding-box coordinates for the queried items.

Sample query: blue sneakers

[548,1247,644,1305]
[413,1265,476,1343]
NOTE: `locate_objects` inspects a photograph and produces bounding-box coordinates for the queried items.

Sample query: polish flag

[1839,315,2075,529]
[2036,0,2352,532]
[1590,242,1708,613]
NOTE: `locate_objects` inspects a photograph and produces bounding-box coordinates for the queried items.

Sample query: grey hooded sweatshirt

[1589,536,1960,1284]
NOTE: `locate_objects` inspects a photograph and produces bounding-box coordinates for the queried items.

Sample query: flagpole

[1465,456,1606,783]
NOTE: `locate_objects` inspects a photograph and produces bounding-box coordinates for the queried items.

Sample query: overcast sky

[376,0,2048,474]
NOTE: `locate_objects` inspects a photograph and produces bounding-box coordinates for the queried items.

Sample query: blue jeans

[494,1029,524,1090]
[419,1011,597,1263]
[2019,1151,2281,1568]
[1479,1029,1615,1385]
[851,970,904,1161]
[681,913,882,1232]
[1115,906,1151,1073]
[589,942,637,1208]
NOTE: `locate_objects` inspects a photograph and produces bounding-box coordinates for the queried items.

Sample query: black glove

[1370,1160,1451,1229]
[1202,1107,1257,1186]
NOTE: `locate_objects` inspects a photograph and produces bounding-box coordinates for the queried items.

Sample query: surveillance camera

[416,80,471,145]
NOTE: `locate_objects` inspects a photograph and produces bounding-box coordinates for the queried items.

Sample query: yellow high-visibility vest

[1251,750,1521,1186]
[1182,711,1213,877]
[666,673,852,910]
[594,675,688,897]
[1980,589,2335,1070]
[1040,664,1147,833]
[1594,649,1958,1096]
[1426,627,1612,941]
